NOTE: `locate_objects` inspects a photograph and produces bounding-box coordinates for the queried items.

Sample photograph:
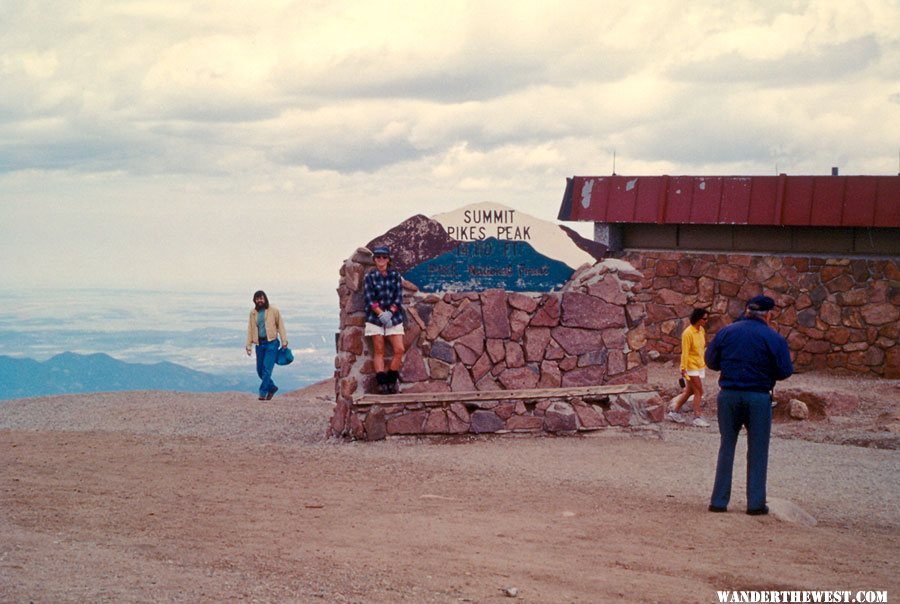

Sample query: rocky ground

[1,364,897,602]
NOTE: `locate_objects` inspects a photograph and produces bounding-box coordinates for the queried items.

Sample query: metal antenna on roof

[612,150,617,176]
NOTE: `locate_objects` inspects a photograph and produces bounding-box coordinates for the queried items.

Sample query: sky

[1,0,898,295]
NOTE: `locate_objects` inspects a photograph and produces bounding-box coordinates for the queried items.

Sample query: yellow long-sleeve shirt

[680,323,706,371]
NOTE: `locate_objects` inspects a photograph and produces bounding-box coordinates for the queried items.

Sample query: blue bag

[276,347,294,366]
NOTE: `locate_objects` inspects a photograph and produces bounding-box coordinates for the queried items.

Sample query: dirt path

[1,374,898,602]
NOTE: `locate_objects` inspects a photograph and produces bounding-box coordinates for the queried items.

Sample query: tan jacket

[246,305,288,349]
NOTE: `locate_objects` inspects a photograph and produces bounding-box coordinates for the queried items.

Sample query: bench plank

[354,384,653,406]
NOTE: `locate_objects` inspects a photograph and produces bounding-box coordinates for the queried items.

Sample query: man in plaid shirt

[364,245,406,394]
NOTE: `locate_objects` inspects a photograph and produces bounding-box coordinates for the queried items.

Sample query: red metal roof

[558,175,900,228]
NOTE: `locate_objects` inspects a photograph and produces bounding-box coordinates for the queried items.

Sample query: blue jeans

[710,389,772,511]
[255,338,279,397]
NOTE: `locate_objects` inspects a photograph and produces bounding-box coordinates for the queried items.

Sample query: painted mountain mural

[365,202,606,293]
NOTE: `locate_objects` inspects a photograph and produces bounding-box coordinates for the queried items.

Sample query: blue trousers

[710,389,772,512]
[255,338,279,397]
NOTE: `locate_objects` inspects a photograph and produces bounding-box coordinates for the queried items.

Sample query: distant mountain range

[0,352,259,400]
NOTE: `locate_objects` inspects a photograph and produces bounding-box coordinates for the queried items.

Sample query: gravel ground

[1,369,898,602]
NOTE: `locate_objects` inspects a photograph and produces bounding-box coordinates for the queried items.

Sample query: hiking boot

[691,417,710,428]
[387,370,400,394]
[266,386,278,400]
[665,411,685,423]
[375,372,389,395]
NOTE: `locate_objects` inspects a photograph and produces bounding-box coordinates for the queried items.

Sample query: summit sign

[383,202,606,293]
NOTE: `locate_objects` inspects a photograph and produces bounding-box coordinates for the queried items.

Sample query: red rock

[717,264,744,284]
[400,346,429,382]
[425,300,456,340]
[825,274,854,293]
[364,407,386,441]
[448,403,471,433]
[505,341,525,368]
[481,289,511,339]
[524,328,552,362]
[626,324,647,351]
[339,327,364,355]
[507,415,544,431]
[544,338,566,360]
[455,326,485,364]
[530,295,560,327]
[605,407,632,427]
[561,292,626,329]
[339,376,358,398]
[607,350,626,375]
[486,338,506,363]
[561,365,605,387]
[587,276,629,305]
[559,355,578,371]
[476,373,503,391]
[430,340,455,363]
[646,303,677,323]
[450,364,476,391]
[646,402,665,423]
[825,327,851,345]
[423,409,449,434]
[543,402,577,432]
[602,328,626,350]
[551,326,603,356]
[838,289,868,306]
[470,410,505,433]
[538,361,562,388]
[861,303,899,326]
[440,303,483,341]
[386,410,428,434]
[509,310,531,341]
[508,292,538,313]
[625,303,647,326]
[495,402,517,420]
[471,352,493,381]
[576,349,606,367]
[573,402,607,429]
[498,366,539,389]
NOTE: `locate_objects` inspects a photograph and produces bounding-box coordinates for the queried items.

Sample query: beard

[255,302,266,311]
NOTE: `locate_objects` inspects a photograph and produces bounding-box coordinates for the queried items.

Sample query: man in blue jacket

[705,295,794,515]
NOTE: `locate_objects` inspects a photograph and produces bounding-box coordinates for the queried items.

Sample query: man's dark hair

[253,290,269,309]
[690,308,709,325]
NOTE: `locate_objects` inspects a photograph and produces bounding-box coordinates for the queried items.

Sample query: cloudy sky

[1,0,898,294]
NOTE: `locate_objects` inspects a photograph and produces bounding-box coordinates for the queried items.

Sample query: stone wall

[344,386,662,441]
[616,252,899,378]
[331,251,650,438]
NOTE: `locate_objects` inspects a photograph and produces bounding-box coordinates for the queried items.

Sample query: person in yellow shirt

[667,308,710,427]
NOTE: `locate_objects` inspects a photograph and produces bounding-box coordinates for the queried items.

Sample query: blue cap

[372,246,391,257]
[747,295,775,311]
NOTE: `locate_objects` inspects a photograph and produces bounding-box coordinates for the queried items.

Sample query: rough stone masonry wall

[616,252,899,379]
[331,252,650,438]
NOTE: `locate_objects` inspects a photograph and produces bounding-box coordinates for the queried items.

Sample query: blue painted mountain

[0,352,259,401]
[404,237,575,292]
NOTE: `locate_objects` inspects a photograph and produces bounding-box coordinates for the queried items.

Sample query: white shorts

[686,369,706,378]
[365,322,405,337]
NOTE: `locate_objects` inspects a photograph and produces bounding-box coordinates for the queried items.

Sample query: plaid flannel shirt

[363,268,405,327]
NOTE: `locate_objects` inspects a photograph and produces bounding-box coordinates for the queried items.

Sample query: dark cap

[746,295,775,311]
[372,246,391,257]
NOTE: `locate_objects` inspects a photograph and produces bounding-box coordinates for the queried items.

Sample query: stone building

[558,174,899,378]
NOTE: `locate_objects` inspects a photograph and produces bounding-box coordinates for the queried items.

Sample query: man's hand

[379,311,393,327]
[246,347,252,356]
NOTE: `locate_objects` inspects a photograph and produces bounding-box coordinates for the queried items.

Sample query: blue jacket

[705,315,793,393]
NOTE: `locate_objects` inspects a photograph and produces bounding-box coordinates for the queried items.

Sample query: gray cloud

[669,35,882,85]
